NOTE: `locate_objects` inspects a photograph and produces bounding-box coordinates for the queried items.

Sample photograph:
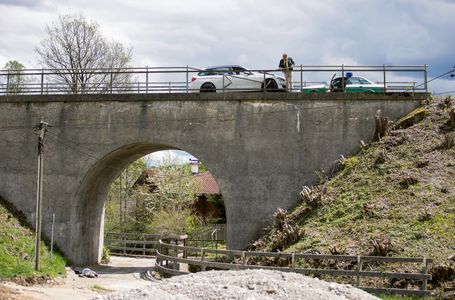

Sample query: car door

[230,66,260,91]
[207,67,232,91]
[345,77,363,92]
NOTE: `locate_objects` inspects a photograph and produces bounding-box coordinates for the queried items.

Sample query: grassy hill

[253,96,455,293]
[0,198,66,280]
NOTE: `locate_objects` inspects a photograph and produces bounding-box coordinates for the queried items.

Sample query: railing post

[291,253,296,269]
[356,256,363,287]
[263,72,266,92]
[183,238,187,259]
[146,66,149,94]
[422,257,429,292]
[6,69,10,95]
[201,249,206,271]
[300,64,303,91]
[222,75,225,93]
[169,81,171,93]
[123,233,126,256]
[109,71,113,94]
[40,69,44,95]
[341,64,345,92]
[186,65,189,93]
[241,251,247,269]
[424,64,428,93]
[142,234,146,256]
[172,244,179,270]
[383,64,387,94]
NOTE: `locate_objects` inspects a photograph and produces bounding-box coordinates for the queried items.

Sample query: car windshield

[232,66,248,74]
[198,67,232,76]
[332,77,373,85]
[358,77,372,84]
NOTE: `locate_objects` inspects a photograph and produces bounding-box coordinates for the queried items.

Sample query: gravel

[93,269,379,300]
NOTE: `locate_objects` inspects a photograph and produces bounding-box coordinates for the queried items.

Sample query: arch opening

[73,143,225,264]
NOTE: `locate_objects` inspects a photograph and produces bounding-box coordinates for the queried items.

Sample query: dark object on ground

[74,268,99,278]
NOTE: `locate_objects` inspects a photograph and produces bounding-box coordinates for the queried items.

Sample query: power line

[433,90,455,95]
[416,67,455,88]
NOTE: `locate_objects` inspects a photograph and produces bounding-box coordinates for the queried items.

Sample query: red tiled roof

[194,171,221,195]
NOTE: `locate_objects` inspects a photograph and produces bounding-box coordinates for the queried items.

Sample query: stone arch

[71,142,223,265]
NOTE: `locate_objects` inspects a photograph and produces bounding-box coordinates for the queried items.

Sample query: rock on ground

[93,269,379,300]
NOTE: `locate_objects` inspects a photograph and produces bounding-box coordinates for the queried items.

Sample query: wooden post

[201,249,206,271]
[34,120,48,271]
[356,256,363,287]
[123,233,126,256]
[421,257,428,291]
[142,234,146,256]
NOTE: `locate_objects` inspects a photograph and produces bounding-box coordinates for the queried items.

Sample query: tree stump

[373,112,390,141]
[449,108,455,129]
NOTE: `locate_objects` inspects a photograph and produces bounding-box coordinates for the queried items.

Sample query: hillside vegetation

[0,198,66,280]
[253,96,455,292]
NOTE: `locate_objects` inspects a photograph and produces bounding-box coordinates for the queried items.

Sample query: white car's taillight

[191,77,197,82]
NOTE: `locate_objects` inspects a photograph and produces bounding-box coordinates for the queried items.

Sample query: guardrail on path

[155,239,432,297]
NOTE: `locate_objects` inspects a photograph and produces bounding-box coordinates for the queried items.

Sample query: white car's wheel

[200,82,216,93]
[262,78,278,91]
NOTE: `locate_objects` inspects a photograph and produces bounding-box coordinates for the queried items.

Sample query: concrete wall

[0,92,424,265]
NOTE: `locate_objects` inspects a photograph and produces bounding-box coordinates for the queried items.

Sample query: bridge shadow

[72,256,156,276]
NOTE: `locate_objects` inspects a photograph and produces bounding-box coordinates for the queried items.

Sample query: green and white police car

[302,73,385,94]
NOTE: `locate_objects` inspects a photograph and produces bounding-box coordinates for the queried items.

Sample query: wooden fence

[104,232,162,256]
[155,239,432,297]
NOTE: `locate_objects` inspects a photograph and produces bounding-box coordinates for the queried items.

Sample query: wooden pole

[35,120,48,271]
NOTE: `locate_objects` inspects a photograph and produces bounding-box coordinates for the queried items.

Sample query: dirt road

[0,256,155,300]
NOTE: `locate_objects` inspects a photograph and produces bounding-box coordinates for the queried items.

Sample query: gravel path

[94,269,379,300]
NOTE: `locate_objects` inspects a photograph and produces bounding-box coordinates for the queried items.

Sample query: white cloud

[145,150,196,167]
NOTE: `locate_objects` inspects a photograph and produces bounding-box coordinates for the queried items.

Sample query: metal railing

[0,65,428,96]
[104,229,227,257]
[156,239,432,297]
[104,232,162,256]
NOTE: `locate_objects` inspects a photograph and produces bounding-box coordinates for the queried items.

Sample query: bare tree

[35,14,132,94]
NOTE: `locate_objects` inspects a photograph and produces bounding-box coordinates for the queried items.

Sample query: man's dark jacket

[279,57,295,70]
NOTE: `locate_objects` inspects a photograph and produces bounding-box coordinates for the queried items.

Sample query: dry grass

[256,96,455,292]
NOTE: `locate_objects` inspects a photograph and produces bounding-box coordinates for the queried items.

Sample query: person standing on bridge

[279,53,295,91]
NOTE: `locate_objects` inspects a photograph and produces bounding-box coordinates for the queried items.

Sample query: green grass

[285,107,455,264]
[90,284,114,293]
[0,203,66,279]
[271,100,455,294]
[373,293,422,300]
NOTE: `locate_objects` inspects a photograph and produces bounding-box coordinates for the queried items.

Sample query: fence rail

[155,239,433,297]
[104,232,161,256]
[0,64,428,95]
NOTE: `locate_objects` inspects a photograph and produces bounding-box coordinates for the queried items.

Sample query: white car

[189,65,286,92]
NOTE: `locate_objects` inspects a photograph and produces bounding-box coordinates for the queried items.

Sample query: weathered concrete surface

[0,92,425,265]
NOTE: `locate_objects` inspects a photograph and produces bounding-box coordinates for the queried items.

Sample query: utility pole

[35,120,48,271]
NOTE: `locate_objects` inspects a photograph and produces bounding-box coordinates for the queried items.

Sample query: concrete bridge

[0,92,424,265]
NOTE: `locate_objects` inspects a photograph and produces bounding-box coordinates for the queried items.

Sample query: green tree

[105,156,201,235]
[3,60,26,94]
[104,158,146,233]
[35,14,132,94]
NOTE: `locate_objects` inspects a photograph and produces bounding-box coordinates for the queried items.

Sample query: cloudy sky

[1,0,454,94]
